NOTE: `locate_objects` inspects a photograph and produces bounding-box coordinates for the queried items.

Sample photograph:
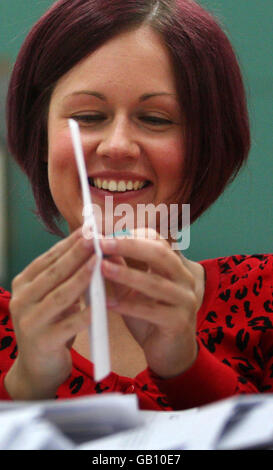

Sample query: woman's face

[47,25,185,235]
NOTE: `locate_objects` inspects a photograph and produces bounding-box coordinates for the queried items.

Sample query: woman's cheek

[47,131,79,208]
[153,141,184,180]
[48,129,76,168]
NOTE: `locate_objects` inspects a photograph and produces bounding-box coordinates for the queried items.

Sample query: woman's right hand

[5,227,97,400]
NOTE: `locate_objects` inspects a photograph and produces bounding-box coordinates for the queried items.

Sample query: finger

[52,300,82,323]
[102,259,184,305]
[28,236,95,303]
[110,289,197,329]
[109,297,179,329]
[27,255,97,328]
[103,254,133,300]
[19,227,84,284]
[45,305,91,349]
[101,237,188,282]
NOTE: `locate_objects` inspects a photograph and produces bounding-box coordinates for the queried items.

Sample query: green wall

[0,0,272,291]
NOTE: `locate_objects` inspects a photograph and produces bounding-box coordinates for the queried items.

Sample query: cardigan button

[127,384,135,393]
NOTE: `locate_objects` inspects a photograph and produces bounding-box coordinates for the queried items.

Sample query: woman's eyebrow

[140,92,178,102]
[64,90,178,102]
[66,90,106,101]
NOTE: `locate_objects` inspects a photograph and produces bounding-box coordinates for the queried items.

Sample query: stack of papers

[0,393,273,449]
[0,393,142,449]
[0,407,72,450]
[79,394,273,450]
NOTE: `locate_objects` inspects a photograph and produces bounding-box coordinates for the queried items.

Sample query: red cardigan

[0,253,273,410]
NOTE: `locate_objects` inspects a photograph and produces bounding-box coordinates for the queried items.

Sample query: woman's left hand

[100,228,199,379]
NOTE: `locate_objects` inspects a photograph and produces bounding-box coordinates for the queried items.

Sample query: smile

[88,177,151,192]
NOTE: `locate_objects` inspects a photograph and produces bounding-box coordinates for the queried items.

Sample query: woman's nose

[96,117,140,160]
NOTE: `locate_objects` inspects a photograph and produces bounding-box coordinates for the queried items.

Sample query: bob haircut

[7,0,250,236]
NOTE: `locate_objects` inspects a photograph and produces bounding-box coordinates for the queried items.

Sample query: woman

[0,0,272,410]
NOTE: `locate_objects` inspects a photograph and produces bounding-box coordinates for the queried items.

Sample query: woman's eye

[72,114,106,124]
[140,116,173,126]
[71,114,173,126]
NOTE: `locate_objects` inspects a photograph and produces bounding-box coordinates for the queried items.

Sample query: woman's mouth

[88,177,151,192]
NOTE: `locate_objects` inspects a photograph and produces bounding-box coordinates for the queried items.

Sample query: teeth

[117,181,127,191]
[108,181,117,191]
[91,178,148,192]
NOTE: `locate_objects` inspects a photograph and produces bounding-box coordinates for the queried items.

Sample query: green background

[0,0,272,291]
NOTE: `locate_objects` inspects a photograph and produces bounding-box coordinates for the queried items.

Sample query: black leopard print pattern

[0,253,272,410]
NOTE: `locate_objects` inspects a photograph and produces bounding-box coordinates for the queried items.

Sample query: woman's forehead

[50,26,178,100]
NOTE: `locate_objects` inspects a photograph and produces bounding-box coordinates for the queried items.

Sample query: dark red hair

[6,0,250,236]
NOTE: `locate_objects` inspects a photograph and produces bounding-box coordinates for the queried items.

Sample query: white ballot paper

[0,408,73,450]
[78,394,273,450]
[68,118,110,382]
[1,394,273,449]
[0,394,142,448]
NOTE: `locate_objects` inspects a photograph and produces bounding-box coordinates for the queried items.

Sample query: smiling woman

[0,0,272,409]
[6,0,250,237]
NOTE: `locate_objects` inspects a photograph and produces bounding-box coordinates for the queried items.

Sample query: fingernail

[103,260,119,272]
[101,239,117,249]
[83,237,94,248]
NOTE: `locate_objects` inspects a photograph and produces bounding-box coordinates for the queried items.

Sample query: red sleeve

[142,337,258,410]
[138,254,273,410]
[0,288,15,400]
